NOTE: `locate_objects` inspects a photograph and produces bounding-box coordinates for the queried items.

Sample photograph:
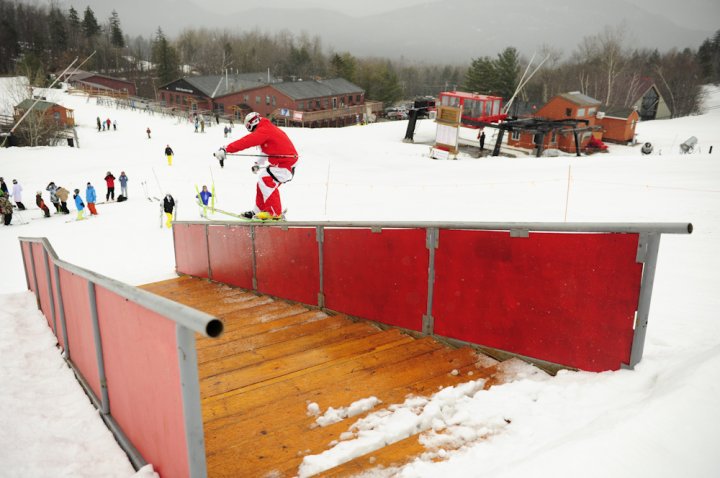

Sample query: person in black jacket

[163,194,175,228]
[165,145,174,166]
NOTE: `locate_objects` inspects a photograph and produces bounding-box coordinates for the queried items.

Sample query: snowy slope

[0,79,719,477]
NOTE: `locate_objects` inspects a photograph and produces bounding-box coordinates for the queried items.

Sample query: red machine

[438,91,507,128]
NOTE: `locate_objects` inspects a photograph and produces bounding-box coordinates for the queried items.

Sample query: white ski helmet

[244,112,261,132]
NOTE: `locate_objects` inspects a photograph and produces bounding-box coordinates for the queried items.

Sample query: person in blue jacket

[86,182,98,215]
[73,189,86,220]
[196,185,213,218]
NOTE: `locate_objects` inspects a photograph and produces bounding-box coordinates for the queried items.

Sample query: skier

[196,185,212,206]
[73,189,86,220]
[86,182,98,215]
[196,184,212,218]
[36,191,51,218]
[104,171,116,201]
[146,127,151,139]
[0,191,13,225]
[213,112,298,220]
[55,185,70,214]
[163,193,175,228]
[0,177,8,195]
[11,179,25,210]
[165,145,174,166]
[46,182,62,213]
[118,171,128,198]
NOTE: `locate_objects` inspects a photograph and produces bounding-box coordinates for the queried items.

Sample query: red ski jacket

[226,118,298,170]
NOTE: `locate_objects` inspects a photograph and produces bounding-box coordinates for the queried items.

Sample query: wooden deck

[140,276,513,477]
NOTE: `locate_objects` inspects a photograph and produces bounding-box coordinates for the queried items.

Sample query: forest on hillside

[1,1,719,117]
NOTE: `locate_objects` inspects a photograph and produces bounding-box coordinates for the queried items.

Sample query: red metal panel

[57,268,101,398]
[95,287,189,478]
[432,230,643,371]
[324,228,428,331]
[31,243,54,333]
[173,224,209,278]
[208,225,254,289]
[255,227,319,305]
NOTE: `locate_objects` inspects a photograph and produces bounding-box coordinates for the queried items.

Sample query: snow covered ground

[0,78,719,477]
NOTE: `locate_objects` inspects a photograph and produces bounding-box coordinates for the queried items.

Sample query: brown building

[157,72,276,114]
[14,99,75,127]
[598,108,640,144]
[65,70,137,97]
[215,78,378,127]
[508,92,602,153]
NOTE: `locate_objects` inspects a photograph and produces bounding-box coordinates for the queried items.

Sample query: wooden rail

[140,275,521,477]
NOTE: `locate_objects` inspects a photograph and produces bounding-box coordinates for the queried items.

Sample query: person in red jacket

[104,171,116,201]
[214,112,298,219]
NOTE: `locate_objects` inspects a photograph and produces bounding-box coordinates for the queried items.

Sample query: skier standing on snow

[36,191,50,218]
[46,182,62,213]
[119,171,128,198]
[11,179,25,210]
[214,112,298,219]
[86,182,98,215]
[163,193,175,228]
[55,185,70,214]
[165,145,174,166]
[73,189,86,220]
[0,191,13,225]
[104,171,116,201]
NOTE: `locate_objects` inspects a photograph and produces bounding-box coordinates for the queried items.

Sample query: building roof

[64,70,134,85]
[272,78,364,100]
[557,92,601,106]
[602,107,638,119]
[183,73,277,98]
[15,99,71,112]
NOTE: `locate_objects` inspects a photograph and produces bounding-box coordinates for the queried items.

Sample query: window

[271,96,276,106]
[323,99,329,109]
[316,100,321,109]
[577,107,586,117]
[298,101,304,110]
[565,108,572,117]
[551,131,557,143]
[255,96,261,104]
[511,130,521,140]
[244,95,249,103]
[587,107,596,116]
[266,95,270,105]
[217,103,224,114]
[332,97,337,109]
[356,95,361,102]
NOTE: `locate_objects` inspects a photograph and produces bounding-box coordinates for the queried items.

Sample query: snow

[1,77,719,477]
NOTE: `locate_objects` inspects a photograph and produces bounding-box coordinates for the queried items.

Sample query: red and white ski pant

[254,166,293,216]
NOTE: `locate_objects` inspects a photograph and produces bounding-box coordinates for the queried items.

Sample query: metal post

[88,282,110,415]
[53,263,70,357]
[28,243,41,308]
[43,249,58,336]
[176,325,208,478]
[317,226,325,308]
[573,129,581,156]
[492,129,505,156]
[628,232,661,368]
[19,241,31,291]
[251,226,258,290]
[205,224,212,279]
[423,228,438,335]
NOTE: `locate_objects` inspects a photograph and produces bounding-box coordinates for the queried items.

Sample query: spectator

[86,182,98,215]
[36,191,51,218]
[119,171,128,198]
[104,171,116,201]
[0,191,13,225]
[11,179,25,210]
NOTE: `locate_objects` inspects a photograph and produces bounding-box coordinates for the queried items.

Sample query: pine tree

[109,10,125,48]
[464,56,496,94]
[82,6,101,39]
[152,28,179,84]
[494,47,520,99]
[330,53,356,81]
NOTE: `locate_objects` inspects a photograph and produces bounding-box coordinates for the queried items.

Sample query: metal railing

[19,236,222,478]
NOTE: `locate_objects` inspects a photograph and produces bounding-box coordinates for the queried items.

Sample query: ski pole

[226,152,298,158]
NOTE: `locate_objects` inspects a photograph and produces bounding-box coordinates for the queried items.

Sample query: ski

[211,206,287,222]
